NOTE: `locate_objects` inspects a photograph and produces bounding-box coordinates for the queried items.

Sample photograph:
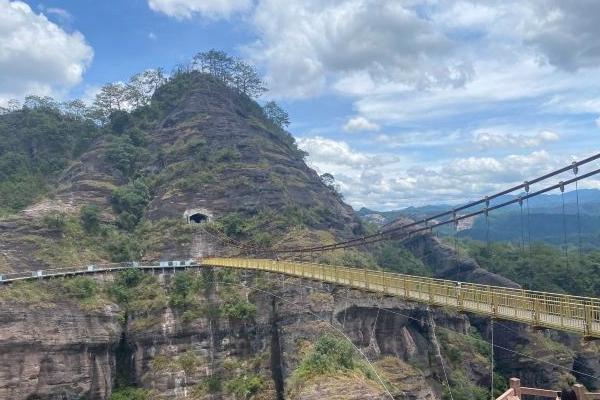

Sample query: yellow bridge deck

[204,258,600,338]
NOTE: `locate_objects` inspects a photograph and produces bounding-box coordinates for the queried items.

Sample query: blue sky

[1,0,599,209]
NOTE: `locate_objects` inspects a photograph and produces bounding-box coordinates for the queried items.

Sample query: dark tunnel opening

[189,213,208,224]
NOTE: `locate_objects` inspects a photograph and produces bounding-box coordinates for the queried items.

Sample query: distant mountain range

[357,189,600,248]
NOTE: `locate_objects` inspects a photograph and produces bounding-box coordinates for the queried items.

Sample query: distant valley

[358,189,600,248]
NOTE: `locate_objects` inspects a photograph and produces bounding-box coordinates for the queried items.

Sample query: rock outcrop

[0,268,596,400]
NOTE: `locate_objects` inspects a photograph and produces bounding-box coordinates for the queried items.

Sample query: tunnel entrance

[188,213,208,224]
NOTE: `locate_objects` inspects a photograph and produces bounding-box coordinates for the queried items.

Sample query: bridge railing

[203,257,600,338]
[0,260,198,283]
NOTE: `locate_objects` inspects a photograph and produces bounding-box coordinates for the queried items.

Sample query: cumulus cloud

[248,0,472,98]
[147,0,599,207]
[297,135,586,209]
[0,0,93,104]
[524,0,600,71]
[343,116,380,133]
[297,136,372,170]
[147,0,252,19]
[474,129,560,149]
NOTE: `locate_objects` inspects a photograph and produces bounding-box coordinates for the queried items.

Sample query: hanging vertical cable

[519,196,525,252]
[560,181,569,269]
[524,181,533,289]
[526,197,532,254]
[485,197,490,253]
[453,210,460,282]
[573,162,583,263]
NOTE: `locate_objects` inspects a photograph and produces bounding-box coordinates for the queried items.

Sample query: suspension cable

[381,153,600,230]
[263,162,600,255]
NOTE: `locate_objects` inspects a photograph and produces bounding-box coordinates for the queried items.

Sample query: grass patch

[110,386,153,400]
[288,334,375,396]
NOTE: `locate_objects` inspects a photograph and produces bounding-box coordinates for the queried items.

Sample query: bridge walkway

[0,257,598,338]
[205,258,600,339]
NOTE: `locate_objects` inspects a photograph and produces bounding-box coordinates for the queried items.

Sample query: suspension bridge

[1,154,600,341]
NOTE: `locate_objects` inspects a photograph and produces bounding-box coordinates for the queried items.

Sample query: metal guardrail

[0,260,197,283]
[203,258,600,338]
[1,257,598,338]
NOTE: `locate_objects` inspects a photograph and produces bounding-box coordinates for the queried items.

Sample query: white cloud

[296,135,592,209]
[297,136,372,170]
[144,0,600,207]
[343,116,380,133]
[247,0,472,98]
[473,129,559,149]
[147,0,252,19]
[45,7,72,22]
[524,0,600,71]
[0,0,93,104]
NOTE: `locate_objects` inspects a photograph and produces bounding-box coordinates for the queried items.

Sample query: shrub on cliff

[111,180,151,231]
[80,204,101,233]
[110,387,153,400]
[225,374,264,399]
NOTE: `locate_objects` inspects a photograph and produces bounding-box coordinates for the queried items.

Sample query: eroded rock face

[0,302,121,400]
[402,233,520,287]
[0,269,596,400]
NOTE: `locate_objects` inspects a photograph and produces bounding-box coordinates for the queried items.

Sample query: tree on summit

[262,101,290,128]
[127,69,167,108]
[193,49,235,82]
[192,49,266,98]
[232,59,266,98]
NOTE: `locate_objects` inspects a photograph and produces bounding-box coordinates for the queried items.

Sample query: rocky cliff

[0,71,598,400]
[0,268,598,400]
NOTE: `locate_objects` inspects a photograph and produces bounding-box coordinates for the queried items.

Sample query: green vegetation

[222,291,257,321]
[80,204,101,233]
[436,325,507,400]
[373,241,432,276]
[293,334,373,380]
[105,135,146,178]
[0,98,99,213]
[111,180,151,231]
[109,386,153,400]
[212,206,346,250]
[107,269,167,314]
[262,100,289,128]
[443,369,488,400]
[225,374,264,399]
[0,276,109,311]
[61,276,99,300]
[150,350,201,375]
[465,240,600,296]
[192,375,222,397]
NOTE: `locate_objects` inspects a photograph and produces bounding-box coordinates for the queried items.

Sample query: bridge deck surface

[1,258,598,338]
[205,258,600,338]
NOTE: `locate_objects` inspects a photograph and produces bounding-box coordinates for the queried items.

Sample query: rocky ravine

[0,267,597,400]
